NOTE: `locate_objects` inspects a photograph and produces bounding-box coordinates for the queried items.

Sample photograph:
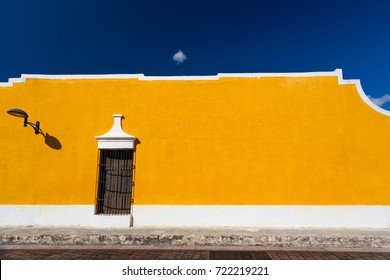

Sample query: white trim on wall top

[1,69,389,117]
[0,205,389,228]
[0,69,341,85]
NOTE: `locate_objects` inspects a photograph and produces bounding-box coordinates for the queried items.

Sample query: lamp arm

[26,121,43,135]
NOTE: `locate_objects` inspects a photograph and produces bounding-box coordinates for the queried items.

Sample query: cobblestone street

[1,248,390,260]
[2,227,390,261]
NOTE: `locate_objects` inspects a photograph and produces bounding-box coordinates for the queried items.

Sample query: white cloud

[173,50,187,64]
[368,94,390,107]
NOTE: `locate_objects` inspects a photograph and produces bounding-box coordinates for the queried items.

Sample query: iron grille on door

[95,150,133,215]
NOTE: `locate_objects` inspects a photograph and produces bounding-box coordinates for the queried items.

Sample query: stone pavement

[1,226,390,248]
[1,247,390,260]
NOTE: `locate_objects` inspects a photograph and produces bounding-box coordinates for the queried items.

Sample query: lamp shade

[7,108,28,118]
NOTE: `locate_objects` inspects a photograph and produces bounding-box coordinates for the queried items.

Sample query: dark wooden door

[96,150,133,215]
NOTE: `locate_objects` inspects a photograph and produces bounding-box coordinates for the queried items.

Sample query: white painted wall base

[0,205,132,228]
[0,205,389,228]
[133,205,390,228]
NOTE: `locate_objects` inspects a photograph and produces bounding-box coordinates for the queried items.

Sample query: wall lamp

[7,108,41,135]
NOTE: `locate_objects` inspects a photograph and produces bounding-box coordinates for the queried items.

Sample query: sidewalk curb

[2,227,390,248]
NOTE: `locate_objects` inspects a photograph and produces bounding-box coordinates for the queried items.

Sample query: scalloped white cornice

[1,69,389,116]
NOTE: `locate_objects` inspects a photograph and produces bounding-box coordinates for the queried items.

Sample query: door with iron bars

[96,149,134,215]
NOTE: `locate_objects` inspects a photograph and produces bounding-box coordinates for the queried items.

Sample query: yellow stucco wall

[1,74,390,205]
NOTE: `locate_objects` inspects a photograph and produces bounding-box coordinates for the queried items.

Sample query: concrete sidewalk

[1,226,390,249]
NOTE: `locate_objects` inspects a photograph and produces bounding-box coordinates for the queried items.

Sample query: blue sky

[1,0,390,109]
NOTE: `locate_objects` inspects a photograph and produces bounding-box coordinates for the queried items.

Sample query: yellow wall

[1,75,390,205]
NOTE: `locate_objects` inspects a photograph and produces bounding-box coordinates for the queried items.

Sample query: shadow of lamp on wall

[7,108,62,150]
